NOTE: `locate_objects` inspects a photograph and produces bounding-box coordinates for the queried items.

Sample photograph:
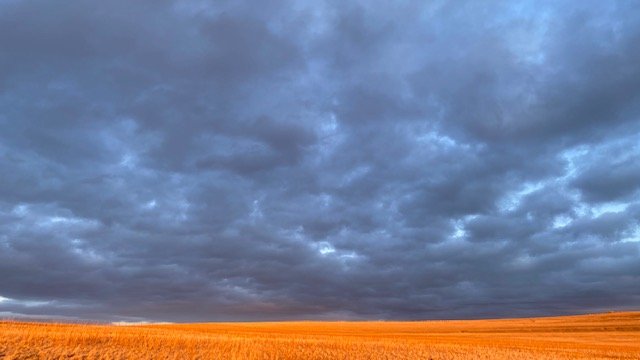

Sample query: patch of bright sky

[143,199,157,210]
[560,145,590,179]
[43,216,83,225]
[498,181,545,213]
[72,246,106,265]
[0,296,52,308]
[621,225,640,244]
[22,299,52,307]
[37,215,99,229]
[562,134,640,219]
[250,199,263,222]
[561,133,639,181]
[572,202,590,218]
[314,241,360,265]
[552,214,572,229]
[119,153,137,168]
[113,321,174,326]
[339,252,358,260]
[11,204,29,216]
[318,241,336,255]
[415,130,458,149]
[451,219,466,239]
[500,139,634,218]
[320,113,338,135]
[590,201,630,217]
[10,204,100,231]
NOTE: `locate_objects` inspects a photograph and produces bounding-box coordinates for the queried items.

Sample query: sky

[0,0,639,323]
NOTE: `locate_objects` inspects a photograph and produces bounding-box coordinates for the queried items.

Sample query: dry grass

[1,311,639,359]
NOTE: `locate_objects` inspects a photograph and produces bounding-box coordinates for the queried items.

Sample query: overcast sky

[0,0,639,322]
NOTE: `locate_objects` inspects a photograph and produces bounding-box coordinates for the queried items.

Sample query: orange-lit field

[1,312,639,359]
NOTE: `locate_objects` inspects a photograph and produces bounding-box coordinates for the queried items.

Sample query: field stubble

[0,311,638,359]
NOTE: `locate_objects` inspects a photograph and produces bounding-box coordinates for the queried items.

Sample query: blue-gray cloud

[0,0,639,322]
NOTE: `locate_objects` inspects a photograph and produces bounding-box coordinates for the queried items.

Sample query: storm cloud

[0,0,639,322]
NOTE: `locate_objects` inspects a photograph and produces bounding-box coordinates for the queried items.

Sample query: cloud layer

[0,0,639,322]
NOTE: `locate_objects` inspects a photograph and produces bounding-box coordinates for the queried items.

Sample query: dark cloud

[0,0,639,322]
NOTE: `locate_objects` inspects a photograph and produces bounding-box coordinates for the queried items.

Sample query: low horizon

[1,0,639,323]
[2,309,639,326]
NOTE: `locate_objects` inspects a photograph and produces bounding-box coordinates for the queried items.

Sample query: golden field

[1,311,639,359]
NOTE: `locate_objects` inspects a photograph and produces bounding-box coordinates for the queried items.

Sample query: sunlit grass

[1,311,638,359]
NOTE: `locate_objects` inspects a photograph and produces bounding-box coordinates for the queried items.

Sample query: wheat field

[0,311,638,359]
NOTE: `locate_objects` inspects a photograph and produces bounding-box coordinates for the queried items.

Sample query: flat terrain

[1,311,639,359]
